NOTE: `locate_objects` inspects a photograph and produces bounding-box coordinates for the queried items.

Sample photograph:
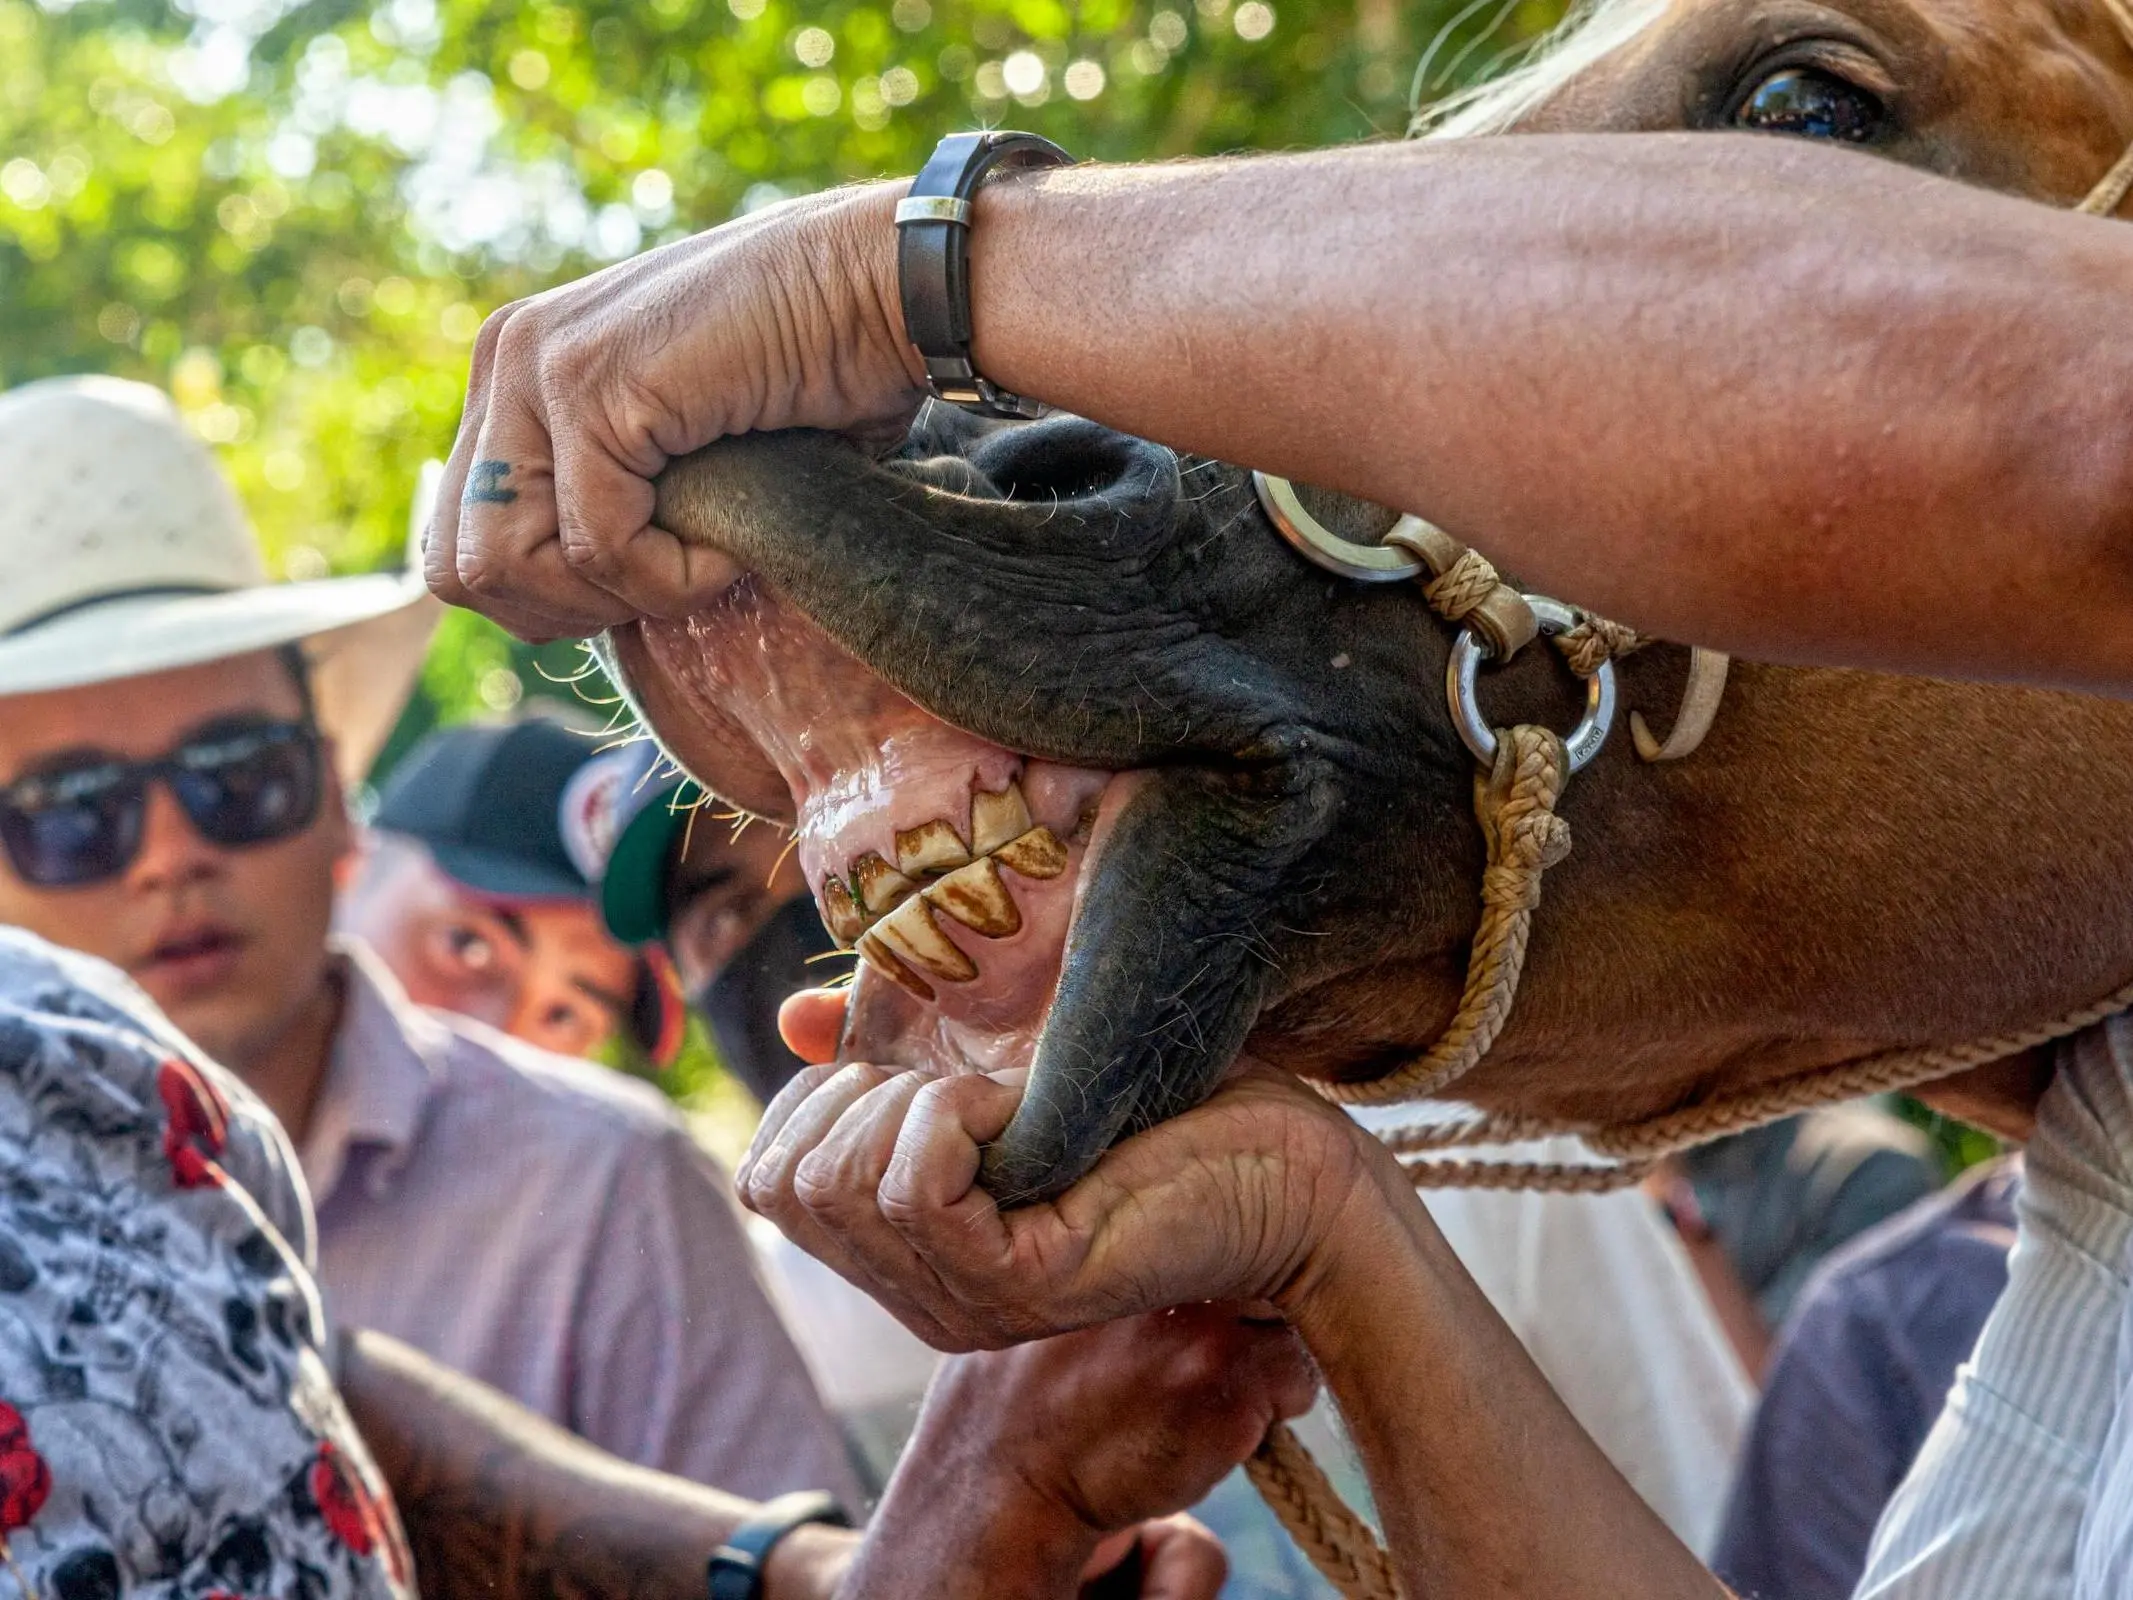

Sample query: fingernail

[984,1067,1030,1089]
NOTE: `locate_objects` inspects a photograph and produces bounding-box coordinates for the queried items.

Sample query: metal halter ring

[1253,472,1428,583]
[1447,597,1618,773]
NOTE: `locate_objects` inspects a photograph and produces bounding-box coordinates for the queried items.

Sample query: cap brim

[0,577,440,787]
[428,841,589,901]
[629,946,687,1067]
[600,790,688,946]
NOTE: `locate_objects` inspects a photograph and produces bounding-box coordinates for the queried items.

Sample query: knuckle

[874,1181,928,1227]
[530,331,593,400]
[790,1149,852,1213]
[455,555,515,600]
[557,533,615,575]
[742,1159,802,1226]
[422,547,462,596]
[467,303,513,369]
[761,1063,841,1128]
[485,296,540,349]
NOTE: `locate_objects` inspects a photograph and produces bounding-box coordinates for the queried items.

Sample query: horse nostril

[969,416,1178,507]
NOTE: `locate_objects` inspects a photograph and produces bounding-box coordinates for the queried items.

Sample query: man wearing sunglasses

[0,376,435,1132]
[0,376,858,1510]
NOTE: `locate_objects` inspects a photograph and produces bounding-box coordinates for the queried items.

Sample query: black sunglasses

[0,720,325,889]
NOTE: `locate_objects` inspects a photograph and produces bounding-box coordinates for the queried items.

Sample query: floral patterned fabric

[0,928,412,1600]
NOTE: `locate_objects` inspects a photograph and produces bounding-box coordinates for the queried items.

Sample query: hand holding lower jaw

[741,988,1410,1352]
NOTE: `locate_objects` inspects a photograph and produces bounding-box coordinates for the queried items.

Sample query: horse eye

[1735,67,1883,143]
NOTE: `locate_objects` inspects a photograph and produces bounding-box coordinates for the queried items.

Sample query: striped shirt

[1855,1016,2133,1598]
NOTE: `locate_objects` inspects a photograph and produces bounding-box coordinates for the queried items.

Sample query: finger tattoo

[464,460,519,504]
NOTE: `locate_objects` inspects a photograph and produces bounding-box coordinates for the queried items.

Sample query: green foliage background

[1,0,1566,740]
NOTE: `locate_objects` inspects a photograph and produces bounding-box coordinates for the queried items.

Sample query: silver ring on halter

[1447,597,1618,773]
[1253,472,1428,582]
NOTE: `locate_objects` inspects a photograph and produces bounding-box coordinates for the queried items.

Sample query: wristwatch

[706,1490,850,1600]
[895,129,1075,417]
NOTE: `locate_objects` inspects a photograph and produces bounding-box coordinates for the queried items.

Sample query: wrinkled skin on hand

[424,183,921,642]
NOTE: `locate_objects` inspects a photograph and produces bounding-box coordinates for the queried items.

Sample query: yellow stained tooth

[969,784,1033,857]
[923,857,1021,939]
[858,933,937,1001]
[821,877,868,946]
[993,826,1069,881]
[895,818,972,878]
[873,895,979,983]
[854,854,918,915]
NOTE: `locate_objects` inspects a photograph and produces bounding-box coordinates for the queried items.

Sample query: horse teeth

[923,857,1021,938]
[853,854,918,916]
[857,933,937,1001]
[993,826,1069,881]
[821,877,868,946]
[969,783,1033,857]
[873,895,979,983]
[895,818,972,878]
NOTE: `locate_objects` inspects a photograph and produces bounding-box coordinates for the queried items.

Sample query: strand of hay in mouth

[1248,1423,1404,1600]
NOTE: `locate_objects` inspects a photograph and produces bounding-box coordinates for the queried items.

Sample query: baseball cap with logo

[373,718,685,1063]
[558,741,692,949]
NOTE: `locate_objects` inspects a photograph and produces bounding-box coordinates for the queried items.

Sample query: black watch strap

[706,1490,850,1600]
[895,129,1074,417]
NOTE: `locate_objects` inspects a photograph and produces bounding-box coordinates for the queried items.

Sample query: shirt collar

[301,936,451,1206]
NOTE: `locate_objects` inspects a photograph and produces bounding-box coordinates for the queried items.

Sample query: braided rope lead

[1402,1153,1658,1192]
[1321,725,1572,1106]
[1248,1423,1404,1600]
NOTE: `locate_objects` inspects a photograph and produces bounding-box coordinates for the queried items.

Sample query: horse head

[609,0,2133,1198]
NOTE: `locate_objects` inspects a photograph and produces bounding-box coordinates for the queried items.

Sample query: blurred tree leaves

[1,0,1566,729]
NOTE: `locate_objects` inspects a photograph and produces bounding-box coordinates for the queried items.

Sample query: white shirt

[1414,1139,1755,1556]
[1858,1015,2133,1598]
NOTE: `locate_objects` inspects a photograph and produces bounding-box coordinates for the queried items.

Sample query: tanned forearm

[336,1329,853,1600]
[938,135,2133,692]
[1280,1169,1731,1599]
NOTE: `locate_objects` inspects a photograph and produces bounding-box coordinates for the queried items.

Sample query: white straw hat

[0,376,440,784]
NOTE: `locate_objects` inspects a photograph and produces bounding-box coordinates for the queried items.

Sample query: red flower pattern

[311,1442,381,1559]
[0,1400,50,1534]
[156,1057,229,1190]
